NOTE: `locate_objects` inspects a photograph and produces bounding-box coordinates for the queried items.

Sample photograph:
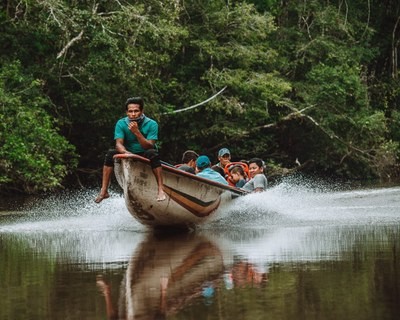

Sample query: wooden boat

[113,154,245,228]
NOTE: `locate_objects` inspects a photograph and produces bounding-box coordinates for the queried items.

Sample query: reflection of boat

[96,232,270,318]
[114,154,245,228]
[110,233,226,319]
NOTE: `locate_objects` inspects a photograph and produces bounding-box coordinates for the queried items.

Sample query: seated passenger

[230,165,247,188]
[242,158,268,192]
[177,150,199,174]
[215,148,231,169]
[196,155,228,185]
[211,165,225,177]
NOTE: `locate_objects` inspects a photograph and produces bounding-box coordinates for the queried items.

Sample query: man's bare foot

[94,192,110,203]
[157,191,166,202]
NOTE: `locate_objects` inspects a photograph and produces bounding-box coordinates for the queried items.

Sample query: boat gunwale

[114,153,246,196]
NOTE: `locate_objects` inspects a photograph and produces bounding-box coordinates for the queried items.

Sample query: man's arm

[115,138,130,153]
[253,174,267,192]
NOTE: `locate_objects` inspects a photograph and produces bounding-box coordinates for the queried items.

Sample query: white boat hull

[114,154,244,228]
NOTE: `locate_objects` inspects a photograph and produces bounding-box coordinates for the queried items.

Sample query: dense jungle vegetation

[1,0,400,194]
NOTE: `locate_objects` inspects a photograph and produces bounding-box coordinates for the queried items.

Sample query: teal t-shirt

[114,116,158,154]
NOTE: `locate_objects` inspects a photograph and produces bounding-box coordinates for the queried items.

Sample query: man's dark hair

[125,97,144,111]
[182,150,199,164]
[248,158,264,170]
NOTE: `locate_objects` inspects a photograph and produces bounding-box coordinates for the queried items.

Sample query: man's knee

[104,149,118,167]
[144,149,161,169]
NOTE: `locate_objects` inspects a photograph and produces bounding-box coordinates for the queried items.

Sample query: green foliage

[0,62,78,193]
[267,0,400,178]
[158,1,291,162]
[0,0,399,189]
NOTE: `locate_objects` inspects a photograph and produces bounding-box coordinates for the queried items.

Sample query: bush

[0,62,78,193]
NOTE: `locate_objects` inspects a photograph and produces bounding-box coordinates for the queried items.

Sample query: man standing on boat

[95,97,166,203]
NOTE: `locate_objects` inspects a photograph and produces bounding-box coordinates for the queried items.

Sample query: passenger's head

[248,158,264,178]
[196,155,211,171]
[182,150,199,167]
[125,97,144,111]
[217,148,231,168]
[230,165,245,182]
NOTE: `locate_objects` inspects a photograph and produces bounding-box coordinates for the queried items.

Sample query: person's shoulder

[253,174,267,183]
[236,179,246,188]
[211,165,225,177]
[178,164,195,174]
[115,117,128,131]
[197,167,212,177]
[143,115,158,125]
[256,173,268,181]
[208,169,228,183]
[116,117,128,124]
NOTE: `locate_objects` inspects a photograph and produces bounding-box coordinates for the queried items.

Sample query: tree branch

[56,30,84,59]
[392,15,400,79]
[161,86,227,115]
[220,104,374,163]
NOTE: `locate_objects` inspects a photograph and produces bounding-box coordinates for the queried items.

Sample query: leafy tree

[0,61,78,193]
[1,0,399,193]
[159,1,291,162]
[267,0,399,178]
[1,0,188,166]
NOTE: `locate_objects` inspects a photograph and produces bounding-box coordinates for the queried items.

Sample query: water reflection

[1,184,400,320]
[96,232,268,319]
[93,224,400,320]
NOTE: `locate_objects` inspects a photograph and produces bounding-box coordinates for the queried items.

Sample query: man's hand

[128,121,140,134]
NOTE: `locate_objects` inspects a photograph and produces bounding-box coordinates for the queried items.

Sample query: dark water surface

[1,180,400,320]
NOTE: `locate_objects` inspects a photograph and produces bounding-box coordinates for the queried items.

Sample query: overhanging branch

[56,30,84,59]
[161,86,227,115]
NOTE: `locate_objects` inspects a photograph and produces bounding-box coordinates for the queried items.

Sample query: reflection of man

[215,148,231,168]
[96,275,117,320]
[96,233,225,319]
[97,274,168,320]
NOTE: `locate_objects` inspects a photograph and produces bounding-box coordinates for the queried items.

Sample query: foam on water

[0,189,144,233]
[1,181,399,266]
[1,177,400,234]
[222,175,400,228]
[0,190,147,265]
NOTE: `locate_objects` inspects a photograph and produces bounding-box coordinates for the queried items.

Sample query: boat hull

[114,154,244,228]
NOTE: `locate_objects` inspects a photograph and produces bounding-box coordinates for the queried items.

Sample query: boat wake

[220,176,400,228]
[1,177,400,234]
[0,189,143,233]
[1,181,399,267]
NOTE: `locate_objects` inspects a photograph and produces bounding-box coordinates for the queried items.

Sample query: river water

[1,177,399,320]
